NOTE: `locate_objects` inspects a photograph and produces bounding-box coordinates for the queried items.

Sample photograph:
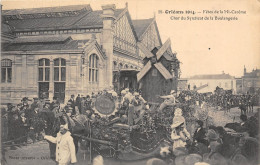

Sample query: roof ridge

[3,4,92,12]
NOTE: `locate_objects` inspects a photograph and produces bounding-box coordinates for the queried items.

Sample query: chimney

[101,4,116,87]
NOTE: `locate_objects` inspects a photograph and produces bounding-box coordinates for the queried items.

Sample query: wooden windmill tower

[137,39,180,103]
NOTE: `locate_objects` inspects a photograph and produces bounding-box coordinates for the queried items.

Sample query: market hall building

[1,3,169,103]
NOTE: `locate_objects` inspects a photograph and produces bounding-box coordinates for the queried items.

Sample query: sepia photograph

[0,0,259,164]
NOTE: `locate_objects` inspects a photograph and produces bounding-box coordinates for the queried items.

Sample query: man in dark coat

[193,120,208,146]
[50,97,59,111]
[68,95,76,114]
[75,94,81,114]
[30,98,39,111]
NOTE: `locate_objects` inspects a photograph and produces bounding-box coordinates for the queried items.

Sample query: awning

[137,61,152,82]
[154,62,173,80]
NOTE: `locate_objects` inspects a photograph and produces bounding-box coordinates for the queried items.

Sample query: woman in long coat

[43,124,77,165]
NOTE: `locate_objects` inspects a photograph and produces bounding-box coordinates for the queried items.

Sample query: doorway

[39,82,49,99]
[54,82,65,103]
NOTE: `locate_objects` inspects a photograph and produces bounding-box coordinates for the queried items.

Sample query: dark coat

[193,127,208,145]
[68,98,75,107]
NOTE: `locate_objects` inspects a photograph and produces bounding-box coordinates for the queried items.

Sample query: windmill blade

[156,38,171,60]
[154,62,173,80]
[137,61,152,82]
[137,42,154,58]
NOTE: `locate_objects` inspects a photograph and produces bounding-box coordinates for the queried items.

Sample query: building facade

[242,67,260,94]
[187,72,237,94]
[1,4,164,103]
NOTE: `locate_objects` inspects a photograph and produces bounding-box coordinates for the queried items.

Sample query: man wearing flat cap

[43,124,77,165]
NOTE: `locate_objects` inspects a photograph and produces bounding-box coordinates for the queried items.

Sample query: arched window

[89,54,99,82]
[54,58,66,81]
[1,59,12,83]
[124,64,128,69]
[130,65,134,69]
[38,58,50,81]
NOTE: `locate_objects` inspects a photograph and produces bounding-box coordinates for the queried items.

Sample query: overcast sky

[2,0,260,78]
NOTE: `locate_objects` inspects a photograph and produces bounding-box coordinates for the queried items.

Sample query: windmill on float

[137,38,180,103]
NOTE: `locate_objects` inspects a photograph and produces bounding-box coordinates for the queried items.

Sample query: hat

[171,116,185,128]
[206,129,219,141]
[112,91,118,97]
[60,124,69,130]
[22,97,31,101]
[125,88,129,92]
[121,90,126,95]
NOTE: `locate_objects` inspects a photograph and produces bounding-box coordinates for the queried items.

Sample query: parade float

[72,39,210,161]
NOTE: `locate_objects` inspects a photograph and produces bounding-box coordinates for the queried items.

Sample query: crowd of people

[1,87,259,165]
[1,88,148,143]
[177,89,258,114]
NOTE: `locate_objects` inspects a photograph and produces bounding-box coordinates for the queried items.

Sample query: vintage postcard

[1,0,259,165]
